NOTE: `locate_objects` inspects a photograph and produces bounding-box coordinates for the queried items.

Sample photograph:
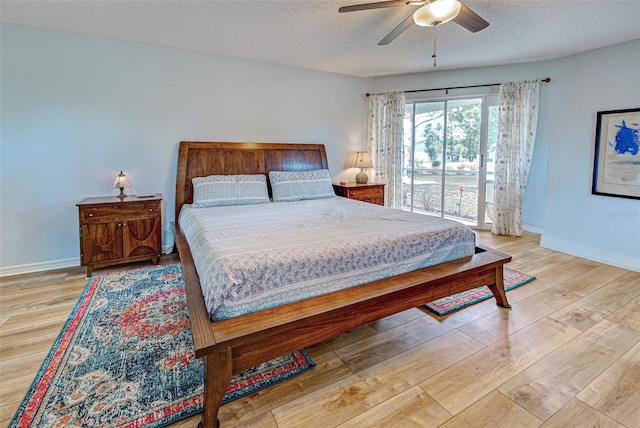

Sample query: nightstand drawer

[348,187,383,199]
[80,202,160,222]
[333,183,385,206]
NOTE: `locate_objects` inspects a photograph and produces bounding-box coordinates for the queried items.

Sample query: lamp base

[117,187,127,199]
[355,169,369,184]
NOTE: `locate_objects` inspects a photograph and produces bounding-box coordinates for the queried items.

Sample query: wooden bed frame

[174,141,512,427]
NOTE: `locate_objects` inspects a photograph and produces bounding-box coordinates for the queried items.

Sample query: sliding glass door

[482,97,499,229]
[403,95,497,229]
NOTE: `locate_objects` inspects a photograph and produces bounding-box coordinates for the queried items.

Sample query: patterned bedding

[179,197,476,320]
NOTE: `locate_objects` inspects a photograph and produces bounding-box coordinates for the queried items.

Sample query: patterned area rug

[10,264,315,428]
[424,267,535,316]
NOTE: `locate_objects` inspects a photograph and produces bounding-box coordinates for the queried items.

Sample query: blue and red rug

[10,264,315,428]
[424,267,535,316]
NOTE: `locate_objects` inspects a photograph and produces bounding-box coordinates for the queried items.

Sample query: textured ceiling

[1,0,639,77]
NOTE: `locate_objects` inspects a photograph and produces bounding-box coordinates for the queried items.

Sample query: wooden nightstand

[333,183,385,206]
[77,194,162,276]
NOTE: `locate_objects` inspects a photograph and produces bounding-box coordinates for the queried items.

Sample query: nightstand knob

[149,209,153,212]
[88,213,94,217]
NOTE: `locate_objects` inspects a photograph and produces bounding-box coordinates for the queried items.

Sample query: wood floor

[1,231,639,427]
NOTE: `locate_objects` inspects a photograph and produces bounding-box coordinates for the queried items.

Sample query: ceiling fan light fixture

[413,0,462,27]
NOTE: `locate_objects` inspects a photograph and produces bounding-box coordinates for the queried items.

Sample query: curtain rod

[365,77,551,97]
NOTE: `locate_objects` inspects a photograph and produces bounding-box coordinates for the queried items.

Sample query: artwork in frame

[592,107,640,200]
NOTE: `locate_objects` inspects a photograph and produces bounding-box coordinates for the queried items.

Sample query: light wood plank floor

[1,231,639,427]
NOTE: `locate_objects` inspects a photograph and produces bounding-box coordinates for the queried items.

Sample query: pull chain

[432,23,438,67]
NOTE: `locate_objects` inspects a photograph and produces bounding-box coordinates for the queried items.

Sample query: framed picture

[592,108,640,199]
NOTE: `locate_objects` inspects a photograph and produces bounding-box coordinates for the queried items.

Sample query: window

[403,94,498,228]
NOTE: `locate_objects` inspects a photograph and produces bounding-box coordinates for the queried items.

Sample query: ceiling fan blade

[378,13,415,45]
[452,3,489,32]
[339,0,409,13]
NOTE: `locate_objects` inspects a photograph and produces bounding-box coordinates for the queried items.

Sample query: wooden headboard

[175,141,329,222]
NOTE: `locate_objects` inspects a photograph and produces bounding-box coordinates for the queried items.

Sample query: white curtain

[493,80,540,236]
[367,91,405,208]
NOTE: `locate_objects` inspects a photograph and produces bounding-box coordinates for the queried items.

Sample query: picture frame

[591,107,640,200]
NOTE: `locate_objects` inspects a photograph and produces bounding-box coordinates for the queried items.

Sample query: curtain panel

[493,80,540,236]
[367,91,405,208]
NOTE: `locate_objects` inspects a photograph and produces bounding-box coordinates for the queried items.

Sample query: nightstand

[77,194,162,276]
[333,183,385,206]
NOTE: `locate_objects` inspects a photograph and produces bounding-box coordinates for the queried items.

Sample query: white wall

[0,23,368,274]
[2,23,637,275]
[541,40,640,271]
[371,40,640,271]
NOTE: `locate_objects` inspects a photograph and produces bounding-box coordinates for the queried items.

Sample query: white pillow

[269,169,335,202]
[192,174,269,207]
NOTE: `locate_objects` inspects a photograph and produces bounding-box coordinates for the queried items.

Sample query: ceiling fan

[339,0,489,66]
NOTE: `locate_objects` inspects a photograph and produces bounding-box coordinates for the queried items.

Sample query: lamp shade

[413,0,461,26]
[354,152,373,169]
[113,171,131,189]
[113,170,131,198]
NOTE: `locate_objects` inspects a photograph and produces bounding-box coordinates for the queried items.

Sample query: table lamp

[354,152,373,184]
[113,171,131,199]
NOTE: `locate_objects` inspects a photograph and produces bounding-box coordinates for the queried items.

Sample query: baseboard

[523,223,543,234]
[540,235,640,272]
[2,248,176,278]
[0,257,81,278]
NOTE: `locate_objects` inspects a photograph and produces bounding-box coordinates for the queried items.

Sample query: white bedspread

[179,197,476,320]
